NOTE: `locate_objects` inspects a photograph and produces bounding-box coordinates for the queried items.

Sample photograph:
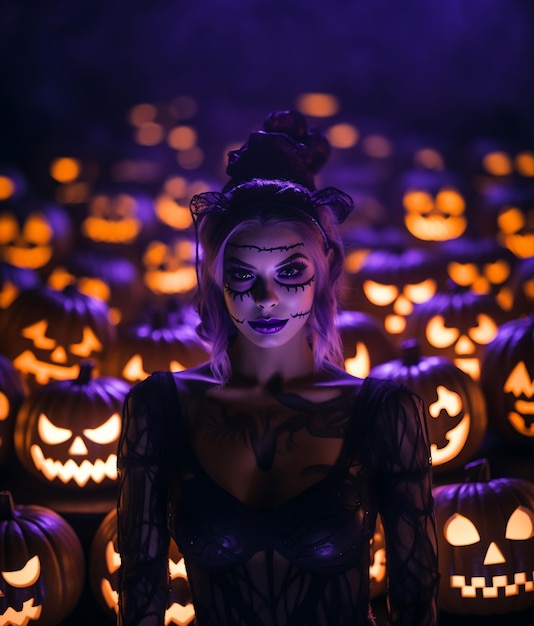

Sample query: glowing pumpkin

[0,198,73,277]
[0,490,85,625]
[438,236,516,312]
[345,246,445,344]
[101,307,209,384]
[14,360,129,489]
[371,339,487,472]
[479,183,534,260]
[399,169,468,243]
[433,458,534,614]
[336,310,398,379]
[510,256,534,318]
[404,287,510,380]
[89,508,195,624]
[480,314,534,447]
[0,284,116,390]
[81,186,157,250]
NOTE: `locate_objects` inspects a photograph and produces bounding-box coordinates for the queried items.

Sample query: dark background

[1,1,533,624]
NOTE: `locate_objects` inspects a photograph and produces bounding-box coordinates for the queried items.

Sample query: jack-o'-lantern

[101,307,209,384]
[14,361,129,488]
[0,490,85,626]
[336,310,398,379]
[399,170,468,243]
[0,198,73,277]
[433,458,534,614]
[47,249,145,326]
[404,287,510,380]
[479,183,534,260]
[0,261,40,314]
[89,508,195,624]
[467,138,534,195]
[371,339,487,472]
[438,237,516,312]
[0,284,116,390]
[344,247,445,344]
[81,186,157,250]
[141,228,198,304]
[0,166,28,204]
[0,354,27,466]
[480,314,534,447]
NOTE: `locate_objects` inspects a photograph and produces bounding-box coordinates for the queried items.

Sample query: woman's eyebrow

[224,256,256,269]
[275,252,310,268]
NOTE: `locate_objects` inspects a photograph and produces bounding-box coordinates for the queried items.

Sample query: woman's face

[223,224,316,349]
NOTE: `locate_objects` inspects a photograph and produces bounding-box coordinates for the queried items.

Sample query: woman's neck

[229,332,316,387]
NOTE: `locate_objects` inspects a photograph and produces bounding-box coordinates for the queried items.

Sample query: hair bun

[223,110,331,192]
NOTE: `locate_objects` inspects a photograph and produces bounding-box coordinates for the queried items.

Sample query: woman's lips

[248,318,289,334]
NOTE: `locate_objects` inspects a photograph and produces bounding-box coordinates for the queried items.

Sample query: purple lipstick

[248,318,288,334]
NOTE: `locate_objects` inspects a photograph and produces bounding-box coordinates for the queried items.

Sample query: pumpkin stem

[76,360,95,385]
[0,491,15,519]
[464,458,491,482]
[401,339,421,367]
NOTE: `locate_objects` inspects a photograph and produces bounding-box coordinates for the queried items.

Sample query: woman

[117,111,439,625]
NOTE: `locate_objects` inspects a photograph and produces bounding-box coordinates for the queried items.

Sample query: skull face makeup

[223,225,316,351]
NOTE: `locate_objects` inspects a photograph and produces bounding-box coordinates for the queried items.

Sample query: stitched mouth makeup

[248,318,289,334]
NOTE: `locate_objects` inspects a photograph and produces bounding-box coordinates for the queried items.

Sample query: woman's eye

[228,269,254,282]
[278,263,306,279]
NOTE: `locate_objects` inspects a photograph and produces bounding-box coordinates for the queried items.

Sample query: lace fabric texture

[117,374,439,626]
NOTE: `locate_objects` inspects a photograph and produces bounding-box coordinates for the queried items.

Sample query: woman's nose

[254,278,278,309]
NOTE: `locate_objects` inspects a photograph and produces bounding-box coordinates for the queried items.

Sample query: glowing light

[164,176,188,198]
[167,126,197,150]
[326,123,359,148]
[1,555,41,587]
[177,147,204,170]
[0,391,8,420]
[483,152,512,176]
[414,148,445,171]
[50,158,81,183]
[129,103,157,127]
[515,152,534,177]
[155,194,192,229]
[296,93,339,117]
[344,342,371,378]
[135,123,164,146]
[362,135,393,158]
[0,175,15,200]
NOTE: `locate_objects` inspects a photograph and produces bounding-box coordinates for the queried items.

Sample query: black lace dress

[117,373,439,626]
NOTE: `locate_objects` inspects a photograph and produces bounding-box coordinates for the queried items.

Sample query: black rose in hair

[223,110,331,192]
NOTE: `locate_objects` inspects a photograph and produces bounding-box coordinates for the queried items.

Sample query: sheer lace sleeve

[368,381,440,626]
[117,376,171,626]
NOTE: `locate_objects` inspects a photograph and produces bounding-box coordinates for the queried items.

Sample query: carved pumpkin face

[481,314,534,447]
[0,354,27,466]
[0,285,116,390]
[400,170,467,242]
[101,309,209,384]
[433,459,534,614]
[371,340,487,472]
[141,230,198,303]
[14,362,129,488]
[336,310,397,379]
[0,491,85,625]
[405,289,509,380]
[81,188,157,247]
[439,237,516,312]
[0,201,73,274]
[348,247,444,343]
[90,509,195,624]
[480,183,534,260]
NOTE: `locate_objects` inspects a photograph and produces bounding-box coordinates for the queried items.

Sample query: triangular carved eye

[2,555,41,587]
[505,506,534,540]
[504,362,534,397]
[444,513,480,546]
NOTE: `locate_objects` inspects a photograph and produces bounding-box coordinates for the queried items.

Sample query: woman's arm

[372,384,440,626]
[117,377,171,626]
